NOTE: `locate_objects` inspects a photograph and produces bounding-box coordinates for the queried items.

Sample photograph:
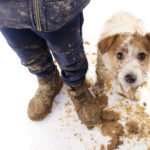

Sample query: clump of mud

[124,104,150,140]
[126,120,139,134]
[100,144,106,150]
[97,94,108,109]
[84,41,90,45]
[95,80,124,150]
[100,111,124,150]
[101,110,120,122]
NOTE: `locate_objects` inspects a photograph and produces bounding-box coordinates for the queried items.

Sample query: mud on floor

[98,79,150,150]
[55,41,150,150]
[83,77,150,150]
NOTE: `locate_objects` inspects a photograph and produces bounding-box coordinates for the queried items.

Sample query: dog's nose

[125,74,137,84]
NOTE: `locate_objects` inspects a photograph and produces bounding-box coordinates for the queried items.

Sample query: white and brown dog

[94,12,150,100]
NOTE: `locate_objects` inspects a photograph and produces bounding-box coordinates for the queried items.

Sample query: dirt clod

[101,110,120,122]
[100,144,106,150]
[101,121,124,137]
[143,102,147,107]
[108,135,123,150]
[97,94,108,109]
[126,120,139,134]
[96,93,123,150]
[84,41,90,45]
[101,121,124,150]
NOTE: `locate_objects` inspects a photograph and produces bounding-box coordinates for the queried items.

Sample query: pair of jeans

[1,12,88,85]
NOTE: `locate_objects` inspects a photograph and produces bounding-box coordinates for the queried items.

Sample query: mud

[96,80,150,149]
[124,104,150,139]
[64,77,150,149]
[126,120,139,134]
[116,92,127,98]
[92,52,96,55]
[84,41,90,45]
[101,121,124,150]
[28,70,63,121]
[143,102,147,107]
[100,144,106,150]
[96,93,123,150]
[92,60,96,64]
[97,94,108,109]
[101,110,120,122]
[108,135,123,150]
[105,80,112,92]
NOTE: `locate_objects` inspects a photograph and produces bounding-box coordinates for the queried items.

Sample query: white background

[0,0,150,150]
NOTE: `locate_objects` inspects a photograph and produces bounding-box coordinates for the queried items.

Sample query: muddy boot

[28,69,63,121]
[67,81,101,129]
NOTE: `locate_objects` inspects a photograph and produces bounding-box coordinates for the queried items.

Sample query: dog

[94,12,150,100]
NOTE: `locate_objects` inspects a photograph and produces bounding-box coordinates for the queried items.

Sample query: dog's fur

[94,12,150,100]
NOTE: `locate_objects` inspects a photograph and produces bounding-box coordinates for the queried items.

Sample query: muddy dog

[94,12,150,100]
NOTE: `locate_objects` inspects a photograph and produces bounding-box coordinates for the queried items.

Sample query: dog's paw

[93,81,104,97]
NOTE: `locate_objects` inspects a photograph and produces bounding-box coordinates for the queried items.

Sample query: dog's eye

[117,52,123,60]
[137,52,146,60]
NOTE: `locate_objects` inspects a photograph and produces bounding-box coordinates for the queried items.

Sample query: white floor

[1,0,150,150]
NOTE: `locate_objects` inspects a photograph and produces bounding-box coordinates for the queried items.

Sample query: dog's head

[98,32,150,89]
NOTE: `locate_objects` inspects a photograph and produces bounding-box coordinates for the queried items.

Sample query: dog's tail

[100,11,145,39]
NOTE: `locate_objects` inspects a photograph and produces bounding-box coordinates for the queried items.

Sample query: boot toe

[78,103,101,127]
[28,98,52,121]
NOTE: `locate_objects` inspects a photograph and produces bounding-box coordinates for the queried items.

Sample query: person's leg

[33,13,100,128]
[33,13,88,85]
[1,28,63,120]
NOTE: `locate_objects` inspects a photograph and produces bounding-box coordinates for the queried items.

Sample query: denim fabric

[0,0,90,32]
[1,12,88,85]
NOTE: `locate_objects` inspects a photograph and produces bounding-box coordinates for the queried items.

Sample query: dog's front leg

[93,77,104,97]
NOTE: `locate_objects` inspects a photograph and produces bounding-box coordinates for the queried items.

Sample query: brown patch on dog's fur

[108,33,150,62]
[98,34,119,54]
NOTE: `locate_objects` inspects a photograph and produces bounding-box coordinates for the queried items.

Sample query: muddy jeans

[1,12,88,85]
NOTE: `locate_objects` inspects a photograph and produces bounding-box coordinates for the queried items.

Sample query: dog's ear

[144,33,150,52]
[145,33,150,42]
[98,34,119,54]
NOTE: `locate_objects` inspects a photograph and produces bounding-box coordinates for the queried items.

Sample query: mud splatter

[97,94,108,109]
[84,41,90,45]
[101,110,120,122]
[143,102,147,107]
[96,94,124,150]
[116,92,127,98]
[101,121,124,150]
[100,144,106,150]
[92,52,96,55]
[105,80,112,92]
[126,120,139,134]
